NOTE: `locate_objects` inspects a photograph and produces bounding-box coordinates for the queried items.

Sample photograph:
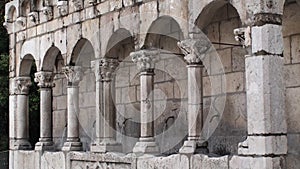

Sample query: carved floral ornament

[234,26,251,48]
[72,0,83,11]
[62,66,83,86]
[131,49,160,72]
[10,77,32,95]
[177,37,211,65]
[91,58,119,82]
[99,58,119,81]
[57,1,68,16]
[34,71,55,88]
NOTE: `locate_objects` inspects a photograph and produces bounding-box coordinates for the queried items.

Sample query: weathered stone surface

[137,154,189,169]
[41,152,65,169]
[229,156,285,169]
[191,154,228,169]
[252,24,283,55]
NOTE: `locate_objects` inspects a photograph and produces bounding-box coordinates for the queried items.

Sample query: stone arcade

[4,0,300,168]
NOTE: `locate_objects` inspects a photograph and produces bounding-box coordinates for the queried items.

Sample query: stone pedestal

[90,58,122,153]
[178,39,209,154]
[9,77,32,150]
[34,71,55,151]
[131,50,160,155]
[62,66,83,151]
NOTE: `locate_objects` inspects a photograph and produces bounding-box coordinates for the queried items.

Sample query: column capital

[178,38,211,65]
[10,77,32,95]
[131,49,160,72]
[62,66,83,86]
[34,71,55,88]
[91,58,119,82]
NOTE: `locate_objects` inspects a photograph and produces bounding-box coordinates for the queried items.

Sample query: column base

[10,139,32,150]
[90,139,122,153]
[35,141,54,151]
[132,139,159,155]
[238,135,287,156]
[62,141,82,151]
[179,140,208,154]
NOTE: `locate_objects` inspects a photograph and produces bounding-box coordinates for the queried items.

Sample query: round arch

[105,28,134,61]
[40,46,63,72]
[143,15,184,53]
[69,38,95,68]
[19,54,36,76]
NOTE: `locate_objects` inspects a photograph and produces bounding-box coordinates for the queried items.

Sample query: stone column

[34,71,55,151]
[90,58,122,153]
[178,38,209,154]
[131,49,160,155]
[238,13,287,158]
[9,77,32,150]
[62,66,83,151]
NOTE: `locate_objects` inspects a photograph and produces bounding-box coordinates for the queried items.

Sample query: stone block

[250,0,284,15]
[96,0,110,15]
[26,27,37,39]
[252,24,283,55]
[238,135,287,155]
[121,86,136,103]
[286,154,300,169]
[79,92,96,108]
[283,37,291,64]
[229,156,285,169]
[282,4,300,37]
[284,63,300,88]
[41,152,65,169]
[164,58,187,80]
[56,95,67,110]
[203,75,222,96]
[116,66,130,87]
[232,47,247,71]
[223,72,245,93]
[137,154,189,169]
[287,134,300,156]
[291,34,300,64]
[154,82,174,100]
[286,88,300,133]
[191,154,229,169]
[11,151,40,169]
[52,110,67,138]
[246,55,286,135]
[220,18,240,47]
[213,48,232,73]
[174,79,188,99]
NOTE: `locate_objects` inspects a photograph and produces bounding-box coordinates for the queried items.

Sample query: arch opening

[195,2,247,155]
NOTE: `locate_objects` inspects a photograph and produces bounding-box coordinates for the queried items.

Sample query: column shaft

[187,65,203,141]
[34,71,54,151]
[39,88,52,141]
[67,86,79,140]
[102,80,116,140]
[140,71,154,140]
[16,95,29,140]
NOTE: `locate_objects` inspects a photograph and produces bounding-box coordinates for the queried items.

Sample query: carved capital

[62,66,83,86]
[91,59,119,82]
[100,58,119,81]
[131,49,160,72]
[10,77,32,95]
[16,17,26,27]
[72,0,83,11]
[34,71,54,88]
[57,1,69,16]
[178,38,211,65]
[42,6,53,21]
[28,12,39,23]
[234,27,252,48]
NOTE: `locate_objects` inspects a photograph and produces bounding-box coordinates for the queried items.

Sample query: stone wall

[283,2,300,168]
